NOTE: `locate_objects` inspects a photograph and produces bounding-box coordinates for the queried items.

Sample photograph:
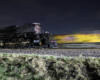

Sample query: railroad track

[0,49,100,58]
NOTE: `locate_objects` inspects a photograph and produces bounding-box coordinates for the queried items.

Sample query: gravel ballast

[0,49,100,58]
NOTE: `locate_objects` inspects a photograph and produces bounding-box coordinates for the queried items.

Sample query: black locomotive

[0,23,58,48]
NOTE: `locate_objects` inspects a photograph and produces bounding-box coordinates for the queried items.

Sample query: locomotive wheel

[15,44,19,48]
[26,43,35,48]
[26,43,30,48]
[48,44,52,49]
[42,44,49,48]
[18,44,25,48]
[27,43,32,48]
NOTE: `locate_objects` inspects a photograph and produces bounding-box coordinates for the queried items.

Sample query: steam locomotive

[0,23,58,48]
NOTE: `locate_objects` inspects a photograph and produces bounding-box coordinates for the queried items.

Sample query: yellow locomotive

[54,30,100,48]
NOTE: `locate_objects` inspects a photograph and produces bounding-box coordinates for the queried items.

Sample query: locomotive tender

[0,23,58,48]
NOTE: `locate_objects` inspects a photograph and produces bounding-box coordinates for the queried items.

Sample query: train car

[0,23,58,48]
[54,30,100,48]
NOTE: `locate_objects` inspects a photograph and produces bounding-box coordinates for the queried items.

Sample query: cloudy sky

[0,0,100,34]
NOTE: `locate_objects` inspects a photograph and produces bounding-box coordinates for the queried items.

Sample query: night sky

[0,0,100,35]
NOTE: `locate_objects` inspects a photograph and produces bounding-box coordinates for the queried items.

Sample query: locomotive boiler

[0,23,58,48]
